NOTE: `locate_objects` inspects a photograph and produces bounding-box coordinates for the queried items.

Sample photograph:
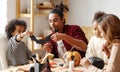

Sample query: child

[85,11,109,64]
[5,19,33,66]
[81,13,120,72]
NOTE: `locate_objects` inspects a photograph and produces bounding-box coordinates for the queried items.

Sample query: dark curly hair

[5,19,27,39]
[50,1,69,24]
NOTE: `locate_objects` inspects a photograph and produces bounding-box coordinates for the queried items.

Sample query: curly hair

[92,11,106,23]
[50,1,69,24]
[5,19,27,39]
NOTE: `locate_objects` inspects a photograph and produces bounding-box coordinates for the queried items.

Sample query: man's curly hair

[50,1,69,24]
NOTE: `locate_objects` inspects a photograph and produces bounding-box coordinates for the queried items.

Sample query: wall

[68,0,120,26]
[2,0,120,33]
[7,0,16,21]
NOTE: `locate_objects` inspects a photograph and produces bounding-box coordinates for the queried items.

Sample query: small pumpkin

[63,51,81,66]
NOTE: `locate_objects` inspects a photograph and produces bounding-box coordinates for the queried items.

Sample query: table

[51,58,85,72]
[0,58,85,72]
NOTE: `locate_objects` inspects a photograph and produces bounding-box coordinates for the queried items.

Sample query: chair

[0,34,8,70]
[80,26,93,41]
[0,59,2,70]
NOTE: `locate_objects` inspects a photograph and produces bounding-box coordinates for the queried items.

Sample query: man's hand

[51,33,65,42]
[43,42,52,53]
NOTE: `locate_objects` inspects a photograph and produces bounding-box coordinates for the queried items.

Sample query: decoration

[63,51,81,66]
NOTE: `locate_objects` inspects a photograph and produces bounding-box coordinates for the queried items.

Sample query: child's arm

[102,44,110,58]
[16,31,28,41]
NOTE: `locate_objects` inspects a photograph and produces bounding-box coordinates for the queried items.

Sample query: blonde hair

[98,14,120,41]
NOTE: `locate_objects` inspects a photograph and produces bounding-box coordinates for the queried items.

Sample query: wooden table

[0,58,85,72]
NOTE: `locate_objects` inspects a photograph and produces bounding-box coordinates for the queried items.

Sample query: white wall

[68,0,120,26]
[2,0,120,33]
[7,0,16,21]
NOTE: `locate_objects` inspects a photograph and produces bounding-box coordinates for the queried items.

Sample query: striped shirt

[7,35,33,66]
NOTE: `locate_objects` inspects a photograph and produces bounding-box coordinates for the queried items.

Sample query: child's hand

[80,57,91,68]
[102,44,110,58]
[23,31,33,36]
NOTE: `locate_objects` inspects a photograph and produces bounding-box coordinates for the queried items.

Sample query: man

[43,8,88,58]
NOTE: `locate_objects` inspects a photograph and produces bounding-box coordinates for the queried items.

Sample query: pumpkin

[63,51,81,66]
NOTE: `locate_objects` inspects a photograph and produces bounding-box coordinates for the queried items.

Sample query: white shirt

[85,41,120,72]
[86,36,109,64]
[57,40,67,58]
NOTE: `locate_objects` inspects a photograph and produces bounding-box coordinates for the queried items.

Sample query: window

[0,0,7,34]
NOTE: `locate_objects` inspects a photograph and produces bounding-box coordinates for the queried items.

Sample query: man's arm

[51,33,87,51]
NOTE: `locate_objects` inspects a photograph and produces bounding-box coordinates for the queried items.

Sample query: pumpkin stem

[70,47,75,60]
[70,47,74,52]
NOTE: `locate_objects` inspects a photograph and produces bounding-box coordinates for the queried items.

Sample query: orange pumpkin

[63,51,81,66]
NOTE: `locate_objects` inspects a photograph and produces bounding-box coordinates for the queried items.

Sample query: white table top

[0,58,85,72]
